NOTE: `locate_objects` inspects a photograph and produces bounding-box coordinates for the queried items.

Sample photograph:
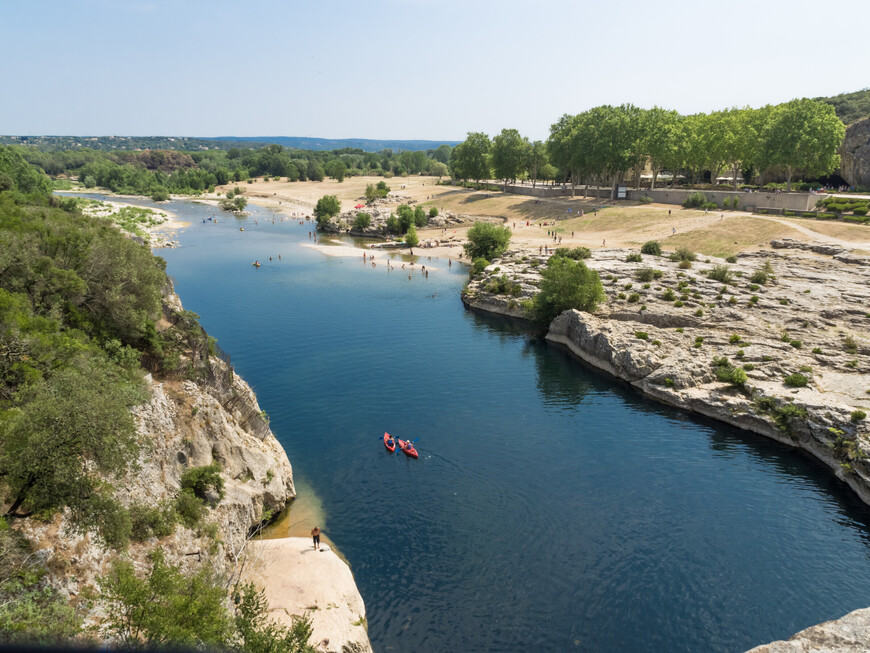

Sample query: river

[71,194,870,652]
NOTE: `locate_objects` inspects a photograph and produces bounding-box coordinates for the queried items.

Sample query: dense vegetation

[8,141,452,197]
[527,253,606,325]
[816,88,870,125]
[0,150,314,651]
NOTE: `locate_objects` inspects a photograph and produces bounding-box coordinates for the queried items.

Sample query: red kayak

[397,438,418,459]
[383,432,396,453]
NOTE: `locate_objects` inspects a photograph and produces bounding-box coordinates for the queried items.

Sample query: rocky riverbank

[462,242,870,503]
[463,241,870,650]
[15,290,371,653]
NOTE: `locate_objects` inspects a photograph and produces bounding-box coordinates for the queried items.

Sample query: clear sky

[3,0,869,141]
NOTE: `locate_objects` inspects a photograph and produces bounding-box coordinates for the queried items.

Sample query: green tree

[641,107,683,189]
[353,212,371,230]
[527,140,547,188]
[100,550,232,648]
[326,160,346,182]
[450,132,491,182]
[491,128,529,190]
[463,222,511,260]
[313,195,341,225]
[761,98,845,191]
[405,224,419,249]
[528,256,606,325]
[1,364,143,526]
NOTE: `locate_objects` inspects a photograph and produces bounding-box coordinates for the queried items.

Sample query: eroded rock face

[463,245,870,506]
[746,606,870,652]
[840,116,870,188]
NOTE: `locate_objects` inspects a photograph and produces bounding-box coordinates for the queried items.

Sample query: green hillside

[816,88,870,125]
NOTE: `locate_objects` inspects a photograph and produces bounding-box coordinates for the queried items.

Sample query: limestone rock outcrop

[746,606,870,652]
[840,116,870,188]
[463,245,870,506]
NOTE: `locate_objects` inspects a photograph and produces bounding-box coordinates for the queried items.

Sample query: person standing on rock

[312,526,321,550]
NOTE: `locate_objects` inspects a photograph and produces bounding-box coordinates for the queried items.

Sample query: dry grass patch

[665,217,803,257]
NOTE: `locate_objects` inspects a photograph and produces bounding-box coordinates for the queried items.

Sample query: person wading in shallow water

[311,526,321,550]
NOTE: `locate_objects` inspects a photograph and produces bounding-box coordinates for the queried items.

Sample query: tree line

[451,98,846,197]
[13,142,452,198]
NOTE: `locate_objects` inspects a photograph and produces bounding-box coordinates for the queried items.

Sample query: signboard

[617,186,627,199]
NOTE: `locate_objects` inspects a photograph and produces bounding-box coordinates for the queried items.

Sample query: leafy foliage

[641,241,662,256]
[313,195,340,224]
[463,222,512,260]
[528,256,605,325]
[0,521,83,644]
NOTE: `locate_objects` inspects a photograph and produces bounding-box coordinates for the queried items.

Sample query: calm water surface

[76,194,870,652]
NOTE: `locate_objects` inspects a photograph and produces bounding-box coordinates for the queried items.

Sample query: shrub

[528,256,606,325]
[773,403,808,431]
[694,336,704,347]
[554,246,591,260]
[472,257,489,275]
[151,189,170,202]
[844,336,858,353]
[729,334,741,344]
[464,222,512,260]
[670,246,697,262]
[429,206,438,218]
[626,253,643,263]
[799,365,812,373]
[180,464,225,502]
[130,502,177,541]
[812,347,822,354]
[635,331,649,340]
[712,357,747,387]
[725,255,737,263]
[313,195,341,222]
[852,410,867,422]
[678,260,692,269]
[628,293,641,303]
[635,268,657,282]
[352,212,371,230]
[708,265,732,283]
[662,288,676,301]
[639,196,654,204]
[174,489,206,528]
[641,241,662,256]
[674,300,684,307]
[790,340,802,349]
[728,296,737,305]
[784,373,809,388]
[682,191,707,208]
[749,295,759,304]
[743,363,755,371]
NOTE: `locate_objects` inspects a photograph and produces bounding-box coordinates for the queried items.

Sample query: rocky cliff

[840,116,870,188]
[15,292,372,652]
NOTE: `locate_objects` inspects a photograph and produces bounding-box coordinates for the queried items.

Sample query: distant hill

[816,88,870,125]
[210,136,461,152]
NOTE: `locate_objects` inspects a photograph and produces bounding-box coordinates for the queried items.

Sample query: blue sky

[2,0,869,140]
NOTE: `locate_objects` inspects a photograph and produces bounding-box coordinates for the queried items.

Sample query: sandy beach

[202,175,870,261]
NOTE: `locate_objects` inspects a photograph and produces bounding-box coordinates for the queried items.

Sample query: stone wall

[624,188,820,212]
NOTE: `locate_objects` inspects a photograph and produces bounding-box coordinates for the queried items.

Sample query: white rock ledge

[244,537,372,653]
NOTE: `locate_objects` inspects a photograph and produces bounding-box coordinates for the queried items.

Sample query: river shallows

[75,194,870,652]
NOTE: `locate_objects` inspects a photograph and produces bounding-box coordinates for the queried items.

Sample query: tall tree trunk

[610,174,619,200]
[786,167,793,192]
[651,169,658,190]
[733,165,739,190]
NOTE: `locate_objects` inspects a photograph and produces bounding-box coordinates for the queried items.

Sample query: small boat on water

[397,438,418,459]
[252,261,261,268]
[383,432,396,453]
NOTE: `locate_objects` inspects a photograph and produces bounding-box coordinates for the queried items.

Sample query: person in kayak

[311,526,321,550]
